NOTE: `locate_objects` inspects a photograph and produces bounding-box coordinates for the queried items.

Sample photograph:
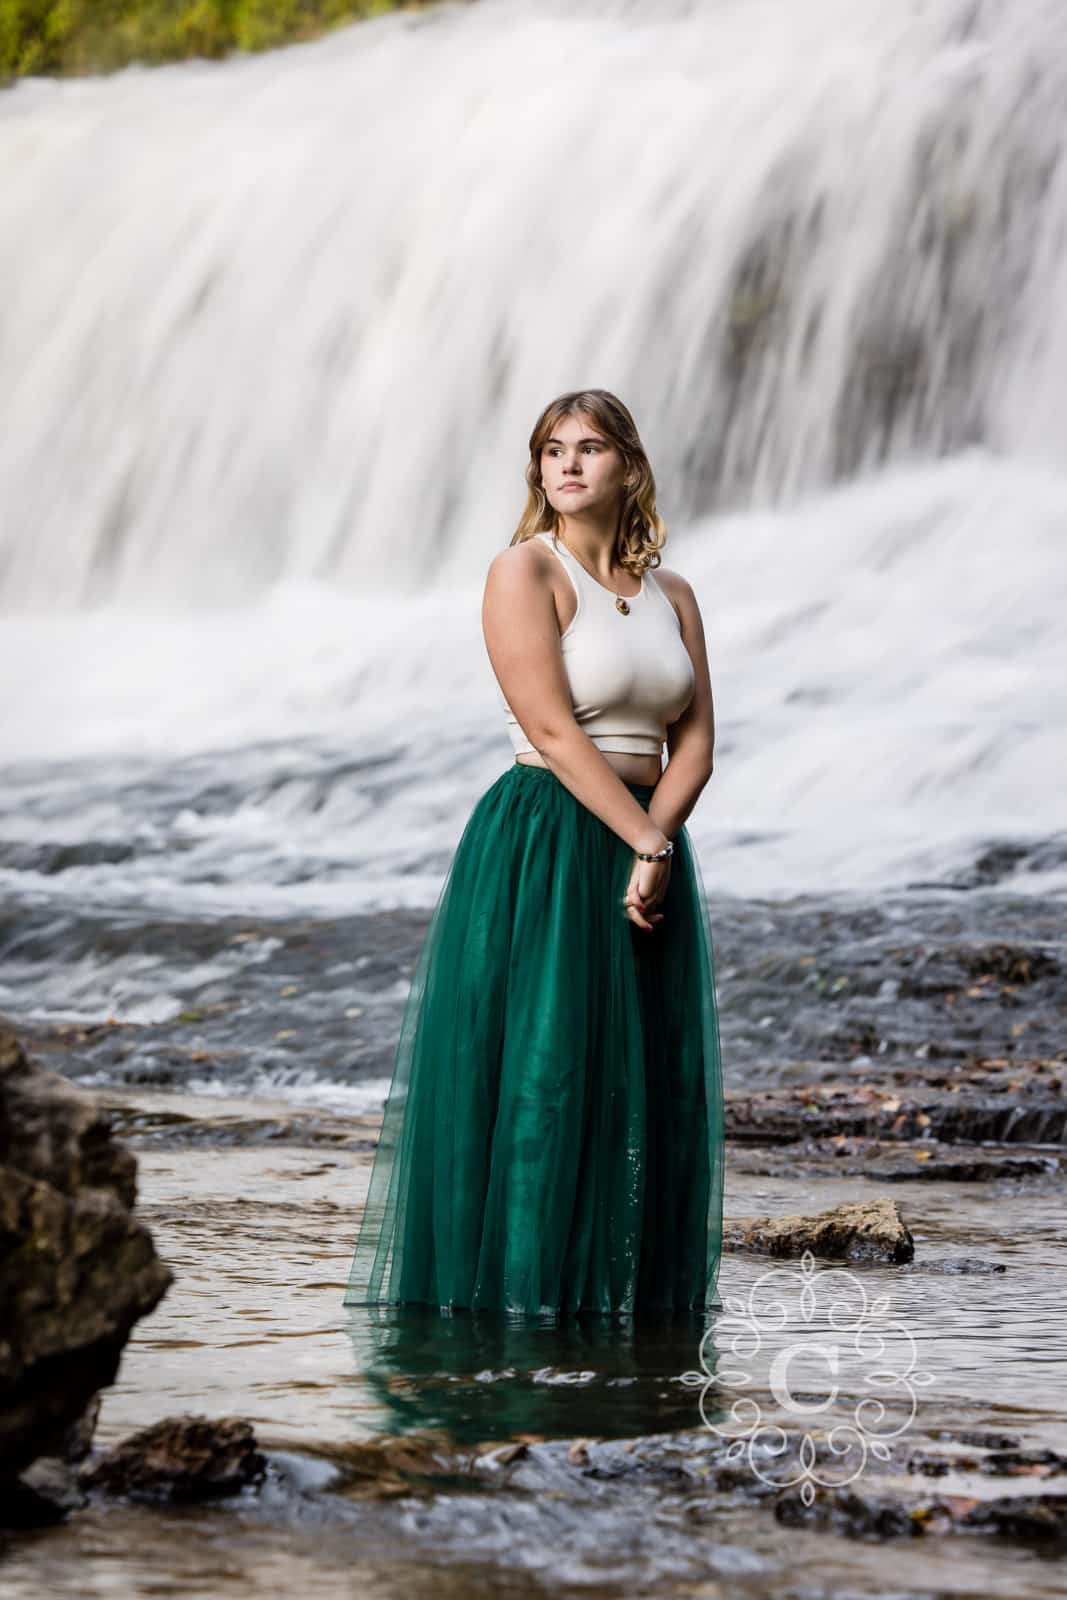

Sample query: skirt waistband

[508,760,658,798]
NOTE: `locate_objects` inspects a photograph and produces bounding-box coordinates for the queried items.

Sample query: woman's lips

[561,484,586,492]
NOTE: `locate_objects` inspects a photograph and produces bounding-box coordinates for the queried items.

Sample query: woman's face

[539,412,628,519]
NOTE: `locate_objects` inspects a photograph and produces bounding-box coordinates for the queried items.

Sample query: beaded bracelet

[636,841,674,862]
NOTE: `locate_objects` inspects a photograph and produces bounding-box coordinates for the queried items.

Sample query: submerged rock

[78,1414,266,1503]
[726,1061,1067,1147]
[730,1135,1060,1182]
[777,1482,1067,1544]
[0,1022,173,1501]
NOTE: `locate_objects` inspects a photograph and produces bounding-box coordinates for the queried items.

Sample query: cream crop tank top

[500,531,696,758]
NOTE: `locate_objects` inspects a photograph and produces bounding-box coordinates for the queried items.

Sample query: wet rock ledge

[0,1021,172,1522]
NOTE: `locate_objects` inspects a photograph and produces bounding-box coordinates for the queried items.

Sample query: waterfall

[0,0,1064,904]
[2,0,1066,607]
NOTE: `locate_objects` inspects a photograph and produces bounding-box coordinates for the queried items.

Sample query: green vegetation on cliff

[0,0,439,81]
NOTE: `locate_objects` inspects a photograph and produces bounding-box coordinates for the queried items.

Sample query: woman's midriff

[514,749,663,786]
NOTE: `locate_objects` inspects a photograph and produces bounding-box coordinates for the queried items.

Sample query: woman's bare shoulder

[651,562,695,600]
[485,536,554,589]
[651,563,701,626]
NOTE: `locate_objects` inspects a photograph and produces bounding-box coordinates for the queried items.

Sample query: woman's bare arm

[482,544,670,857]
[647,570,716,840]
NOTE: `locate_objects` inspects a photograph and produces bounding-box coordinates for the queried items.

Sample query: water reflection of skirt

[341,761,725,1318]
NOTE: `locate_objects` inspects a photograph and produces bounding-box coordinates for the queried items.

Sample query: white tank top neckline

[499,530,696,759]
[551,532,646,610]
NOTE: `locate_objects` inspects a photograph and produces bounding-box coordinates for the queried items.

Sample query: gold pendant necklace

[615,596,630,615]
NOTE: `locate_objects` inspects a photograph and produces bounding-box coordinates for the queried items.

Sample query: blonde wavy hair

[510,390,668,580]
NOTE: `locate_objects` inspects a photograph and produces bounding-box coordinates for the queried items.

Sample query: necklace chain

[557,535,636,615]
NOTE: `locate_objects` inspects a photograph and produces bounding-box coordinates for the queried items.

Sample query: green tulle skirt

[342,760,725,1318]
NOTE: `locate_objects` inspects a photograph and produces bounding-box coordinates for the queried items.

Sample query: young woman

[343,389,725,1319]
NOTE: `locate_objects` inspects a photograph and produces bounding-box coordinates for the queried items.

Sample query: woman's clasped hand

[622,852,671,931]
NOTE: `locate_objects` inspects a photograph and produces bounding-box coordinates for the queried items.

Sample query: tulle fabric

[342,761,725,1318]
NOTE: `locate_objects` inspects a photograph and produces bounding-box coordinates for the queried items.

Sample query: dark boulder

[0,1022,173,1501]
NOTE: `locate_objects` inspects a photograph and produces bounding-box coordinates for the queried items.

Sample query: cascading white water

[3,0,1067,604]
[0,0,1065,912]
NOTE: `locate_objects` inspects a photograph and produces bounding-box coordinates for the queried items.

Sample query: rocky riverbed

[3,878,1065,1598]
[2,876,1067,1600]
